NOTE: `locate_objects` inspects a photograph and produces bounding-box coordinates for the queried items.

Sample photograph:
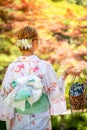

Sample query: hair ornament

[16,39,32,50]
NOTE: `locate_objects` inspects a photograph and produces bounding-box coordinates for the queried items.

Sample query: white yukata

[0,55,67,130]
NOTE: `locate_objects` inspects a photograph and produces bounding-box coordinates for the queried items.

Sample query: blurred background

[0,0,87,129]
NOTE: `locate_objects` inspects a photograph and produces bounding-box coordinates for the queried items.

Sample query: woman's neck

[21,50,34,56]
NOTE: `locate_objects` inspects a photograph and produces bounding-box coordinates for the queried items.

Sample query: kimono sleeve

[45,63,67,115]
[0,63,15,121]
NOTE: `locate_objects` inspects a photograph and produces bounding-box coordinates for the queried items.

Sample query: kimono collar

[18,55,39,62]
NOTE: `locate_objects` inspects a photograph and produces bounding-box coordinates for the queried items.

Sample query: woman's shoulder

[39,58,52,67]
[7,59,19,68]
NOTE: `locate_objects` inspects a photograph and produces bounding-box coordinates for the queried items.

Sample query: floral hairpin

[16,39,32,49]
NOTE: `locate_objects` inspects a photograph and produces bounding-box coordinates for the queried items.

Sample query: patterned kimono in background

[0,55,67,130]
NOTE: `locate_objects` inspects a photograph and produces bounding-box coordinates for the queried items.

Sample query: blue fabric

[15,93,50,114]
[69,82,84,96]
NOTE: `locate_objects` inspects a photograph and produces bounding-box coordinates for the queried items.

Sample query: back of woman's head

[16,26,38,50]
[17,26,38,41]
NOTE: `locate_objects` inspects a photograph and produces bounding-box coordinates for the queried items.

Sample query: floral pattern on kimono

[0,55,67,122]
[42,63,67,115]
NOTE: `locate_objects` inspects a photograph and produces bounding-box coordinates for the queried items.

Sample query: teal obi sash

[15,93,50,114]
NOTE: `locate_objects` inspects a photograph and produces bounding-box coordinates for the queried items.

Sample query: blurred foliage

[0,121,6,130]
[52,112,87,130]
[0,0,87,129]
[66,0,87,6]
[52,0,87,6]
